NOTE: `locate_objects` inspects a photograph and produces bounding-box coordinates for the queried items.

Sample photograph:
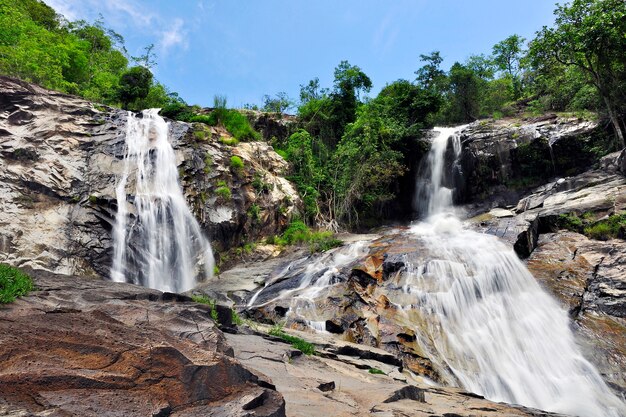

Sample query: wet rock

[527,232,626,395]
[0,270,285,417]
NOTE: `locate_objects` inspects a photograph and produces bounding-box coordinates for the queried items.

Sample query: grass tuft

[0,264,33,304]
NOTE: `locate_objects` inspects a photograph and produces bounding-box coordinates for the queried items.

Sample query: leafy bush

[215,183,232,200]
[0,264,33,304]
[557,212,625,240]
[248,203,261,221]
[276,220,343,253]
[584,213,626,240]
[230,155,244,172]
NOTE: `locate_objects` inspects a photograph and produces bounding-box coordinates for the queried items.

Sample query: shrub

[220,136,239,146]
[282,220,310,245]
[230,155,244,173]
[215,185,232,200]
[308,231,343,253]
[279,220,343,253]
[248,203,261,222]
[0,264,34,304]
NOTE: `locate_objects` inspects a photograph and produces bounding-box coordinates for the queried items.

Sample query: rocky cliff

[454,115,613,208]
[0,76,301,279]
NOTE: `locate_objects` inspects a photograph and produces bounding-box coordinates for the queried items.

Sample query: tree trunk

[603,95,626,149]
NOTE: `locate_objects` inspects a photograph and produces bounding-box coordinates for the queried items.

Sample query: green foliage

[248,203,261,222]
[268,325,316,355]
[278,220,343,252]
[230,155,244,173]
[529,0,626,147]
[0,264,33,304]
[252,174,272,193]
[584,214,626,240]
[557,212,626,240]
[220,136,239,146]
[231,310,243,326]
[368,368,386,375]
[215,181,232,200]
[191,295,219,323]
[262,91,294,113]
[0,1,181,110]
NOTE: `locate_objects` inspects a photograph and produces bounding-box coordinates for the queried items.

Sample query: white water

[247,241,369,324]
[110,109,214,292]
[409,126,625,416]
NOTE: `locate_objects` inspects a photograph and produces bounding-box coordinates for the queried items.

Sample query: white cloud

[42,0,79,21]
[159,18,188,54]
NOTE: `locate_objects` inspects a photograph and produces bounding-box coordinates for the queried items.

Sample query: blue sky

[44,0,559,108]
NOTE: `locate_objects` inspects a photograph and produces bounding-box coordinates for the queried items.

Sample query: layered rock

[0,76,301,279]
[0,270,285,417]
[226,327,564,417]
[527,232,626,395]
[455,115,611,206]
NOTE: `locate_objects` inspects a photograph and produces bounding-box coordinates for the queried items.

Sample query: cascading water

[110,109,214,292]
[407,126,625,416]
[244,125,624,416]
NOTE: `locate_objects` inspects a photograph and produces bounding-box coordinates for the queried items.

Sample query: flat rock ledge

[0,270,285,417]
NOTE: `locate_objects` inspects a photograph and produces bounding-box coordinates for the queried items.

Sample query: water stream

[110,109,214,292]
[407,126,624,416]
[248,125,625,416]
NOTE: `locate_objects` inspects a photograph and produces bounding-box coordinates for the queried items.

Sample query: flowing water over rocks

[111,110,215,292]
[246,127,626,416]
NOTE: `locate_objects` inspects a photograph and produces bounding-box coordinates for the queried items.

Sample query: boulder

[0,269,285,417]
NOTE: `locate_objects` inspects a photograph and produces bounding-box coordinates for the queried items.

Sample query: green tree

[492,34,526,99]
[262,91,294,113]
[117,66,153,109]
[530,0,626,148]
[446,63,482,122]
[415,51,446,91]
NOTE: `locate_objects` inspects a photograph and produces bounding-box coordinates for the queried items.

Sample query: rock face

[456,116,610,207]
[0,270,286,417]
[225,328,564,417]
[0,76,301,279]
[527,232,626,395]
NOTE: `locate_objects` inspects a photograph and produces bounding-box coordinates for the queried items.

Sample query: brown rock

[0,270,285,417]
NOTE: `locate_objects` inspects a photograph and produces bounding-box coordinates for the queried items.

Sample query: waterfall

[110,109,214,293]
[409,126,624,416]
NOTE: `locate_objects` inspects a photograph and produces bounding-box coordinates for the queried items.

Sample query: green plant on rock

[230,155,244,174]
[248,203,261,222]
[220,136,239,146]
[368,368,386,375]
[215,185,232,200]
[231,310,243,326]
[268,324,316,355]
[0,264,33,304]
[191,294,219,323]
[203,152,213,174]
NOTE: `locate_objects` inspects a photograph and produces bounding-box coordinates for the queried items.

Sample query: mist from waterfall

[410,126,625,416]
[110,109,214,292]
